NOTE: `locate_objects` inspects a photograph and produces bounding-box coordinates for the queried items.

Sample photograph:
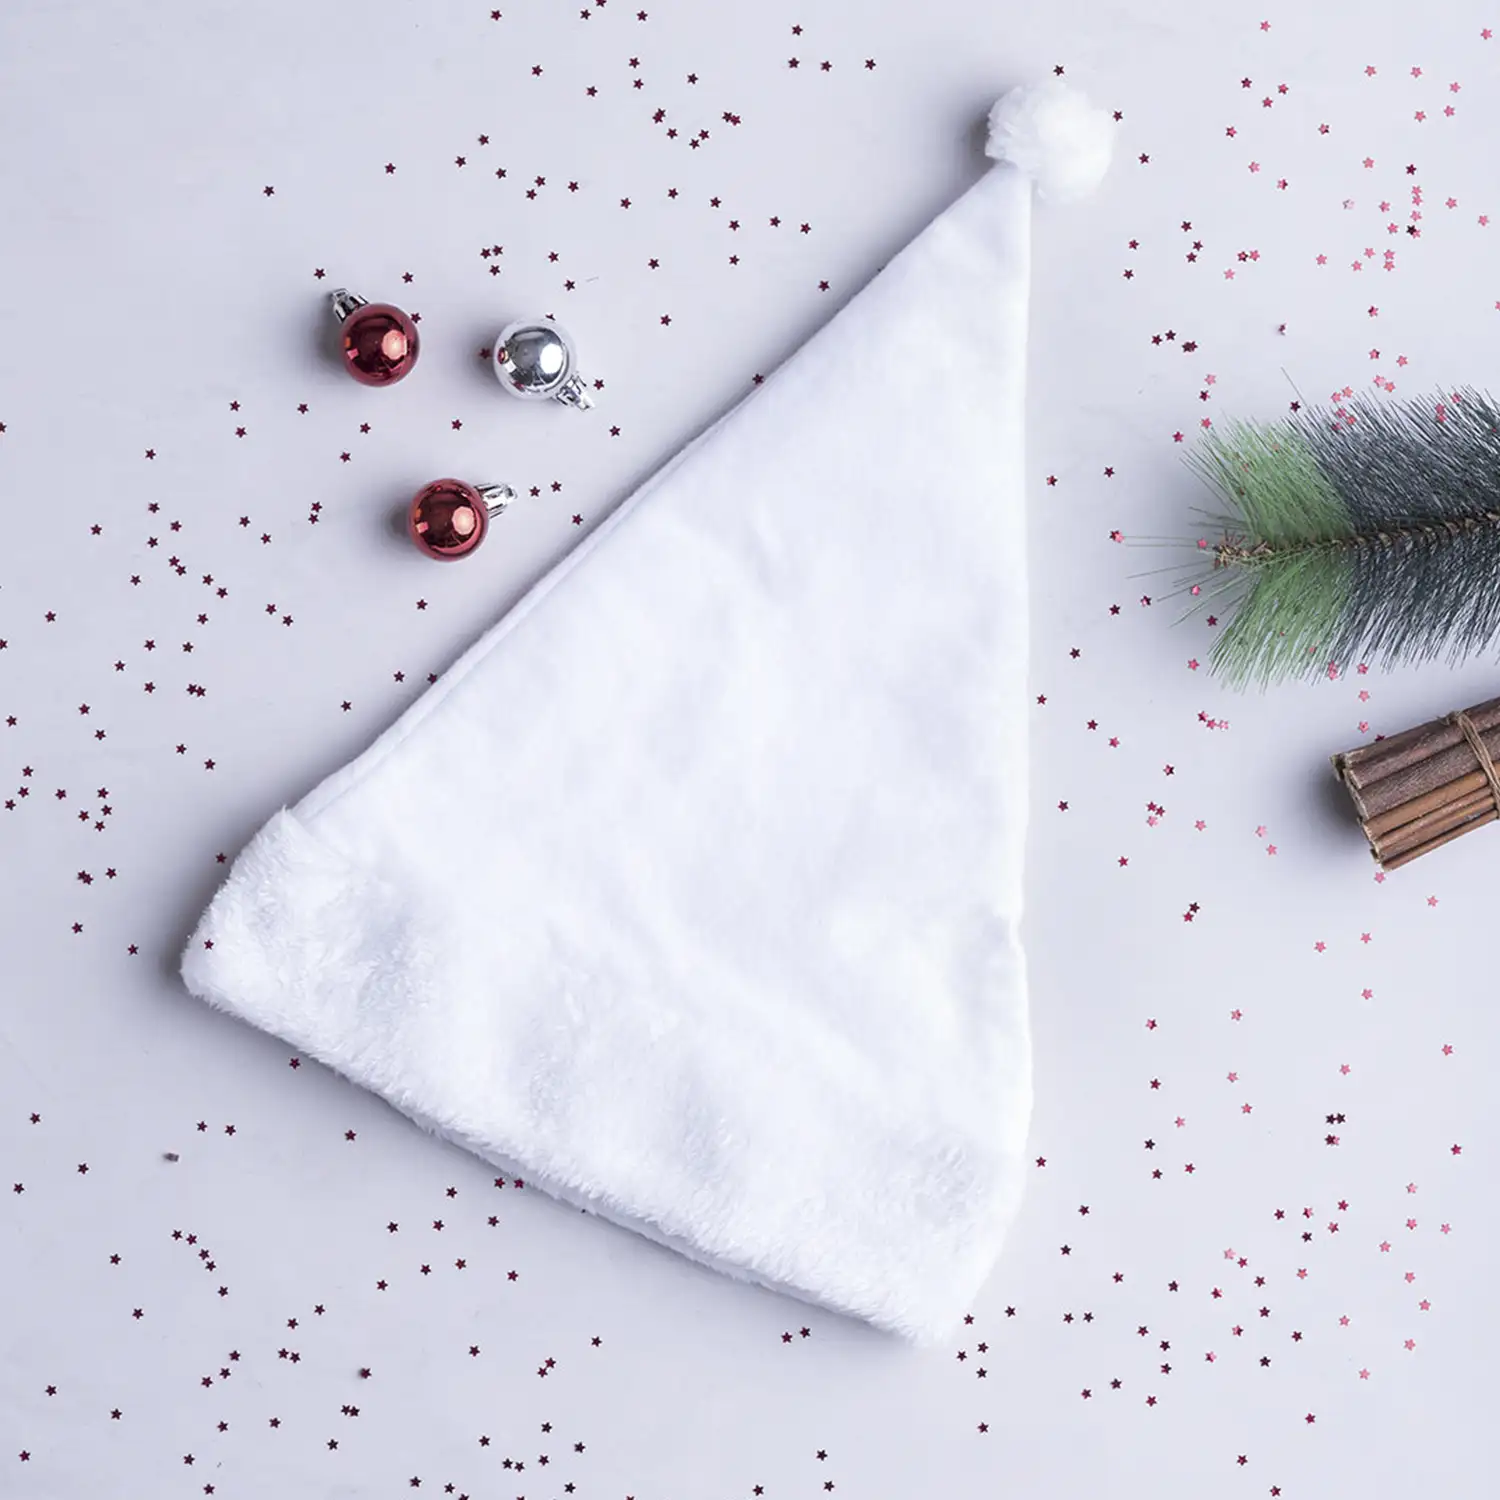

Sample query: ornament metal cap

[330,287,420,387]
[491,318,594,409]
[408,478,518,561]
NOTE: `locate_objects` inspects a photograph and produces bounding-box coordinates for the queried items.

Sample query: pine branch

[1179,390,1500,687]
[1213,508,1500,568]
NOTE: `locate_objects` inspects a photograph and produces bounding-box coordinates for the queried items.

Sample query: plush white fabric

[181,82,1111,1348]
[986,78,1115,202]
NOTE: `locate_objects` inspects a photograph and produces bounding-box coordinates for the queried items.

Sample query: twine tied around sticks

[1444,709,1500,812]
[1331,699,1500,870]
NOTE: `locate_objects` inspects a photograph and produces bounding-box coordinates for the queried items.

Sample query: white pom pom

[985,79,1114,203]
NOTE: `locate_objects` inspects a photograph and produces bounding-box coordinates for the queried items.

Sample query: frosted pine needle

[1174,389,1500,687]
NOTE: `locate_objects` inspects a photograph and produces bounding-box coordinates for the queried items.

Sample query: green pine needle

[1176,390,1500,688]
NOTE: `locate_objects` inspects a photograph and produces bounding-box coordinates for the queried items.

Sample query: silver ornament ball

[491,319,594,409]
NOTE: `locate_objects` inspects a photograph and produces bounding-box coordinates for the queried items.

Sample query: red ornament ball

[341,303,419,386]
[409,479,489,560]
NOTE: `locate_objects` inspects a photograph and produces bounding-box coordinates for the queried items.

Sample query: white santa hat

[181,80,1113,1348]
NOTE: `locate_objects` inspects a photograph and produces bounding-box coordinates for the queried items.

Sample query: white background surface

[2,0,1497,1494]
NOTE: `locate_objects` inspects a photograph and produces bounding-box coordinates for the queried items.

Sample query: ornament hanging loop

[476,482,518,516]
[552,373,594,410]
[329,288,370,322]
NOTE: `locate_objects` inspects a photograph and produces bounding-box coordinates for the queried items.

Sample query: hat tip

[985,79,1115,203]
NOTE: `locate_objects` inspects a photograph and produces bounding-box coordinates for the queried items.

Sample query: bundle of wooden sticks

[1332,696,1500,869]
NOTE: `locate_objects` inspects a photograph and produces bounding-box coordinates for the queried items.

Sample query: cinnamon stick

[1370,785,1495,864]
[1333,694,1500,799]
[1334,713,1500,821]
[1380,810,1498,870]
[1333,692,1500,868]
[1335,711,1473,787]
[1363,767,1491,841]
